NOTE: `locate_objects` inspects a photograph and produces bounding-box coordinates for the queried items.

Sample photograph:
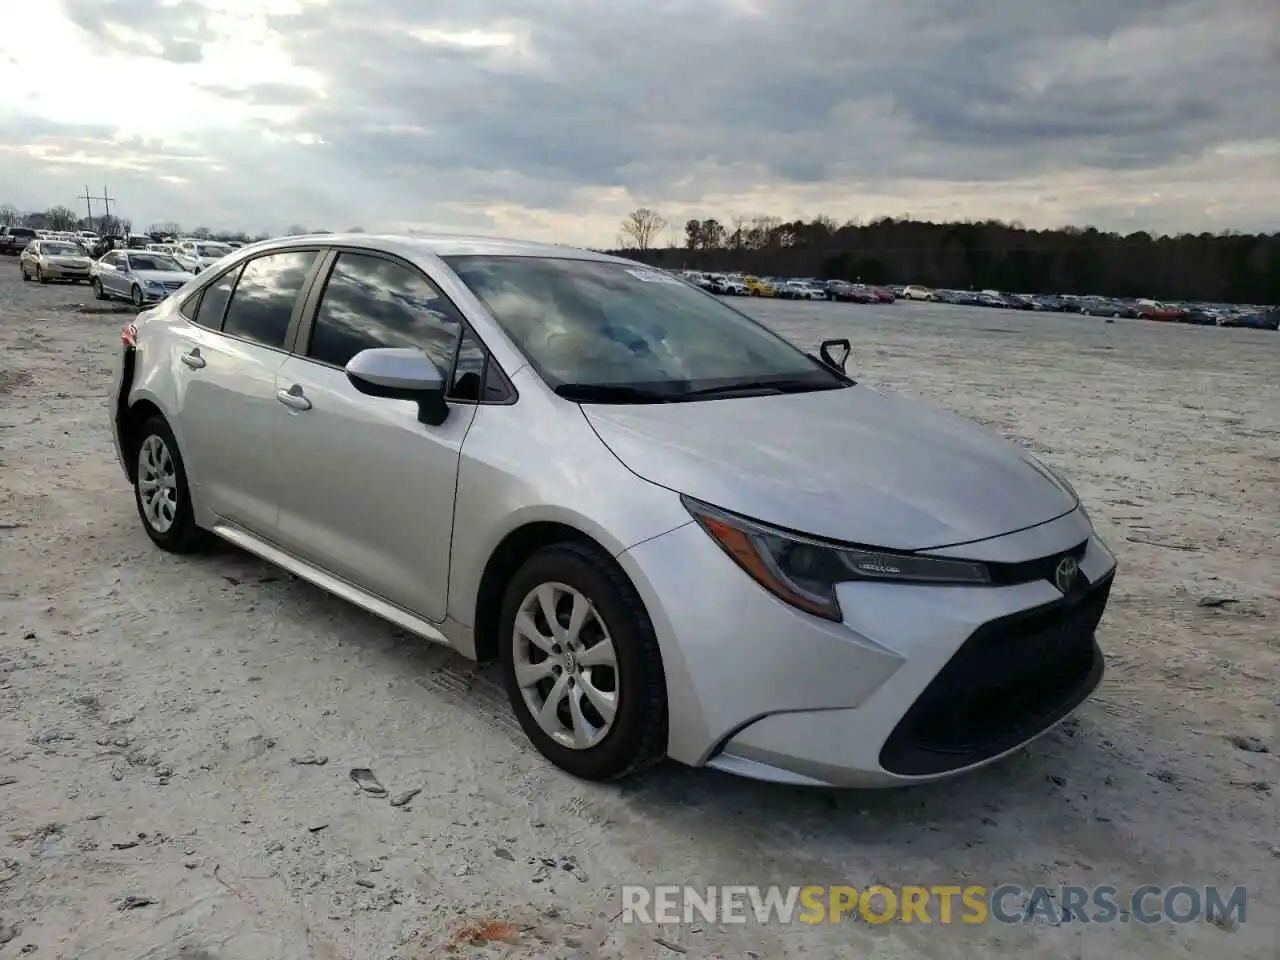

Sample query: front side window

[221,251,317,349]
[197,243,232,258]
[443,256,843,399]
[306,252,462,373]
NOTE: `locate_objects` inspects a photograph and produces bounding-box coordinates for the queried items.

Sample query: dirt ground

[0,268,1275,960]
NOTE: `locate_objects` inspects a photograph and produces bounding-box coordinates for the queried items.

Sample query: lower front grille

[879,573,1113,777]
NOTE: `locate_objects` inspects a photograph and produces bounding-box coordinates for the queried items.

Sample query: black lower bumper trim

[879,573,1113,777]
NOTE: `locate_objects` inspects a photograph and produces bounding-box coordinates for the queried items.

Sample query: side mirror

[819,337,851,373]
[346,347,448,426]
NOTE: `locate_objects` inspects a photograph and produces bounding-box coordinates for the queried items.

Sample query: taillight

[121,322,138,347]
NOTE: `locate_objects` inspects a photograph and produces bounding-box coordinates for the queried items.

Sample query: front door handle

[276,385,312,411]
[180,349,206,369]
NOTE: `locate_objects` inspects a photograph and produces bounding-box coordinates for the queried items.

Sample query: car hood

[582,385,1078,550]
[133,269,193,283]
[45,255,92,267]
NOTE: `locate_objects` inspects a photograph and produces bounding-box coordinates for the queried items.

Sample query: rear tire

[132,415,211,553]
[499,542,667,782]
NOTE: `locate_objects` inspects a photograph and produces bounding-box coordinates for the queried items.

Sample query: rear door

[171,249,324,535]
[272,249,488,621]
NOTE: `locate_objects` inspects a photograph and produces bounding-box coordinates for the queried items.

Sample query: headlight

[682,497,990,622]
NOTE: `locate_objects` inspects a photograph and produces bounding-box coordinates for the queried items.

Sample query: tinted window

[450,329,485,401]
[306,253,461,371]
[193,269,239,329]
[221,251,316,349]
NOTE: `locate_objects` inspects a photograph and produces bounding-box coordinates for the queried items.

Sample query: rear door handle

[180,349,206,369]
[276,385,312,411]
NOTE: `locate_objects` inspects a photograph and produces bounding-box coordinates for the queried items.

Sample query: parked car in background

[1135,300,1187,322]
[744,276,776,297]
[0,225,38,256]
[711,274,747,296]
[91,249,193,306]
[902,285,934,301]
[110,232,1117,787]
[173,240,236,274]
[20,238,95,284]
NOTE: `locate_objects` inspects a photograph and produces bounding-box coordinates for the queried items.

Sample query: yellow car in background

[744,276,776,297]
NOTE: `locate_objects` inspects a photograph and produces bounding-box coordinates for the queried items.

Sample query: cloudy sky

[1,0,1276,243]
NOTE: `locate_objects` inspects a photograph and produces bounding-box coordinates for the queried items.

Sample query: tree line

[615,209,1280,305]
[0,204,355,244]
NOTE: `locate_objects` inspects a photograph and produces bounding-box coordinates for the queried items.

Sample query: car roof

[248,232,632,265]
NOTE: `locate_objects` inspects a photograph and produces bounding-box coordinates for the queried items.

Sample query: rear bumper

[617,506,1116,787]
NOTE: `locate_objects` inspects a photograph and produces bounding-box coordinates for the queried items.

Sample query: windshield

[444,256,842,396]
[197,243,231,257]
[126,255,181,272]
[42,242,82,256]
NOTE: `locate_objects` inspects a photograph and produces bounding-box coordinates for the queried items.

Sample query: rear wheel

[133,415,210,553]
[499,543,666,781]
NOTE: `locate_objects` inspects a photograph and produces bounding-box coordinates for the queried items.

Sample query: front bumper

[617,506,1116,787]
[44,264,91,280]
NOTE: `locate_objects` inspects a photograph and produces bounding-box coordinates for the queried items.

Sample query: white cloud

[0,0,1275,240]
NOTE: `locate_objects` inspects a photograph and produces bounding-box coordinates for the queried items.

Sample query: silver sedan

[108,233,1117,787]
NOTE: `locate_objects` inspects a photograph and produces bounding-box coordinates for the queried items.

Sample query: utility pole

[75,185,116,232]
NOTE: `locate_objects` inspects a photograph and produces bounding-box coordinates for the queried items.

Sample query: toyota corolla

[109,233,1116,787]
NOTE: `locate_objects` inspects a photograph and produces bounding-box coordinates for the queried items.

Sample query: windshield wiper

[680,378,845,398]
[554,383,676,403]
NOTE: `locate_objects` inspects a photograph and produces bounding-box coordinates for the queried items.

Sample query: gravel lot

[0,268,1276,959]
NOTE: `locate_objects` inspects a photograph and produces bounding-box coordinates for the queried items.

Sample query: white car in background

[902,285,936,301]
[173,240,235,275]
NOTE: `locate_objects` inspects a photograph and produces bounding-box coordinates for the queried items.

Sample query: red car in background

[866,285,896,303]
[1136,300,1187,322]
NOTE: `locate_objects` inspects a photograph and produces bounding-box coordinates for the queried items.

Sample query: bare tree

[619,208,667,250]
[0,204,17,226]
[149,221,182,237]
[192,226,211,238]
[46,205,79,230]
[286,224,308,236]
[346,226,365,233]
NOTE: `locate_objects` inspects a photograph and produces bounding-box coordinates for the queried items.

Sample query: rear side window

[193,268,240,330]
[221,251,317,349]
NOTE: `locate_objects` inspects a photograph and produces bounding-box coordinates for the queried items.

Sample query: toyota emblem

[1054,556,1080,594]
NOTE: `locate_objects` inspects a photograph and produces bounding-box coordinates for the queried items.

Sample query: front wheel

[130,284,144,308]
[500,543,667,782]
[92,278,106,300]
[37,266,46,284]
[20,263,29,282]
[133,416,210,553]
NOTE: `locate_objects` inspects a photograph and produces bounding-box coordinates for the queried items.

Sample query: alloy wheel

[512,582,618,750]
[137,434,179,533]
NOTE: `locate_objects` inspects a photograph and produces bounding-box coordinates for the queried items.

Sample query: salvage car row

[17,238,214,306]
[678,271,1279,329]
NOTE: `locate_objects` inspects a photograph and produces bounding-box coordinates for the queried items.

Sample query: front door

[272,250,476,622]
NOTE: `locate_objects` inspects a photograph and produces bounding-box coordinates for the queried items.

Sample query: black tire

[20,263,29,282]
[499,542,667,782]
[132,415,211,553]
[37,266,46,284]
[130,285,144,308]
[92,278,106,300]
